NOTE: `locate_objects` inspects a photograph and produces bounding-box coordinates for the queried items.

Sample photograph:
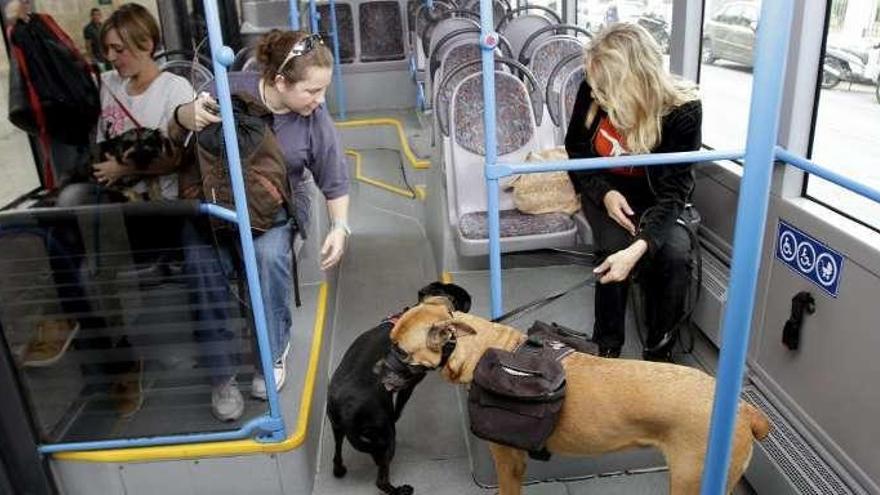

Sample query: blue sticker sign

[775,221,844,297]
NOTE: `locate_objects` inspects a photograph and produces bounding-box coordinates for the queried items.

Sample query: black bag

[468,340,569,456]
[6,15,99,145]
[527,320,596,355]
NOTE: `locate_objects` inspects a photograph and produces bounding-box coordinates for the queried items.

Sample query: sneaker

[111,360,144,418]
[251,342,290,400]
[21,319,80,367]
[212,378,244,422]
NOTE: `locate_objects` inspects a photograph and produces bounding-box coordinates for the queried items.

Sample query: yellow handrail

[336,118,430,170]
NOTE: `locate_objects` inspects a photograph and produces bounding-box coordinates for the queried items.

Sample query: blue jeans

[185,218,292,384]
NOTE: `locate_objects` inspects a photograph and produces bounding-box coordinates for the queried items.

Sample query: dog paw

[333,464,347,478]
[393,485,413,495]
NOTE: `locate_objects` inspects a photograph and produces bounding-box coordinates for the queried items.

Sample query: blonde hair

[100,3,160,56]
[257,30,334,85]
[584,23,699,154]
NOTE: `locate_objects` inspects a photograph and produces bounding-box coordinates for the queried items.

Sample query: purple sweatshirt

[216,72,349,227]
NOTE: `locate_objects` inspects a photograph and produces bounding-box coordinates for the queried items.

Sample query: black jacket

[564,81,702,255]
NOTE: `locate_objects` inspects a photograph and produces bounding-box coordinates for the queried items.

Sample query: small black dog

[327,282,471,495]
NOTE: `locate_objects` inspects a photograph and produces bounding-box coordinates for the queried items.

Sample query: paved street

[701,61,879,227]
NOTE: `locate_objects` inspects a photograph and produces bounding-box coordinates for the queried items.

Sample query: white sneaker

[251,342,290,400]
[212,378,244,422]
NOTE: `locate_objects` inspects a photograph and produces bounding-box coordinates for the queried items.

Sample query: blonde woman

[564,23,701,361]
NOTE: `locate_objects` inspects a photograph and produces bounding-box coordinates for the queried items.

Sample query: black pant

[581,176,692,352]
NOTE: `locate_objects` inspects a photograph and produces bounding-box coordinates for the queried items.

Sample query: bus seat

[359,1,406,62]
[526,36,584,146]
[545,52,584,144]
[317,3,356,64]
[449,71,577,256]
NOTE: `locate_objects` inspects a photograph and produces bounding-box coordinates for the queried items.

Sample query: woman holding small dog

[565,23,701,361]
[173,30,350,420]
[89,3,194,200]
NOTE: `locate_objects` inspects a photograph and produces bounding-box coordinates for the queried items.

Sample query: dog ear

[426,319,476,352]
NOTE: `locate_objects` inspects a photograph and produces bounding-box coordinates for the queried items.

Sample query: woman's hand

[92,154,131,185]
[320,227,348,270]
[593,239,648,283]
[603,190,637,236]
[176,93,222,132]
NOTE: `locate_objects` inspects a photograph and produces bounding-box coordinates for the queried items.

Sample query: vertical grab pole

[700,1,793,493]
[327,0,347,120]
[308,0,319,35]
[202,0,286,439]
[289,0,300,29]
[478,0,502,318]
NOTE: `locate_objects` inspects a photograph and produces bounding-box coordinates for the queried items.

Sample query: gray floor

[310,144,754,494]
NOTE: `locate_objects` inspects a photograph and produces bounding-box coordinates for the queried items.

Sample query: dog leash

[491,274,597,324]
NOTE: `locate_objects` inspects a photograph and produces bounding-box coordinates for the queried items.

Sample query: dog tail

[744,404,771,441]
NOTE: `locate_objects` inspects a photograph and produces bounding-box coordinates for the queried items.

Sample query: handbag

[503,148,580,215]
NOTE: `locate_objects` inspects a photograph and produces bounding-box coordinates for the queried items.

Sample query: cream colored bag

[504,148,580,215]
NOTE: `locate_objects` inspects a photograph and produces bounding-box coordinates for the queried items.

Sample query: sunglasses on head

[276,33,325,76]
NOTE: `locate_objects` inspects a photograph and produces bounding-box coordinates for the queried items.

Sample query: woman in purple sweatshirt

[174,31,349,420]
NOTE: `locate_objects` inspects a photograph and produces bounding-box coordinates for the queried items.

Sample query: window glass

[573,1,671,64]
[527,0,562,20]
[699,0,758,151]
[808,0,880,230]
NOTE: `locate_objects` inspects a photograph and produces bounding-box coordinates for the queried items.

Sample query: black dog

[327,282,471,495]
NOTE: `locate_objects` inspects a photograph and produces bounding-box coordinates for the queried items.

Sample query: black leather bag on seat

[468,341,568,456]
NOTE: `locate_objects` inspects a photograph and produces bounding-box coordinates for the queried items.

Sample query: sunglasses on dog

[277,33,325,75]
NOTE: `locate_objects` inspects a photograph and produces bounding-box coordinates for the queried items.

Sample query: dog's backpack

[468,335,572,460]
[183,93,290,233]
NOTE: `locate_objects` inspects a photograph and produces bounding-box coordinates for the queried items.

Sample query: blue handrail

[326,0,348,120]
[197,0,287,442]
[289,0,300,29]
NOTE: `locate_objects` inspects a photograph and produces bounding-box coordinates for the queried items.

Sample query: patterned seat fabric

[546,55,583,127]
[318,4,354,63]
[529,37,582,103]
[360,2,405,62]
[561,68,585,131]
[452,73,534,155]
[460,210,575,239]
[435,43,482,135]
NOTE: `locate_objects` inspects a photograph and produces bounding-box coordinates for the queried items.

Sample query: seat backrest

[430,31,480,81]
[359,1,406,62]
[427,17,480,59]
[433,45,486,137]
[317,3,355,63]
[450,71,537,216]
[545,52,582,128]
[559,65,585,134]
[499,15,556,63]
[527,36,583,109]
[413,0,456,39]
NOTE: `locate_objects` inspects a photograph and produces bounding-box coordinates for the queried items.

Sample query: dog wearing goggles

[327,282,471,495]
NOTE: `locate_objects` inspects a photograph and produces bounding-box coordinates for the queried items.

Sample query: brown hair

[257,30,334,84]
[100,3,160,56]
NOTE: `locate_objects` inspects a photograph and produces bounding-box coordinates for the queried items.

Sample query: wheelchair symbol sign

[775,221,844,297]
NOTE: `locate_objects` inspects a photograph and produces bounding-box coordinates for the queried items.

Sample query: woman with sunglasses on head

[174,30,349,418]
[565,23,701,362]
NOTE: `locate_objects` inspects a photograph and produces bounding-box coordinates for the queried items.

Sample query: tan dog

[386,297,770,495]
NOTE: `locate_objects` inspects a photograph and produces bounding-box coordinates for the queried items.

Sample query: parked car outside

[703,1,758,67]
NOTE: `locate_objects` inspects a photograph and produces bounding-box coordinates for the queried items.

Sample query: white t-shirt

[97,71,194,199]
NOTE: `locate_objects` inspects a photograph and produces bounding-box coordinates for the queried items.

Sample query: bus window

[808,0,880,230]
[700,0,758,152]
[526,0,563,22]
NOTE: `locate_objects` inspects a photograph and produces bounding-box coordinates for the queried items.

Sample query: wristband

[173,104,186,130]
